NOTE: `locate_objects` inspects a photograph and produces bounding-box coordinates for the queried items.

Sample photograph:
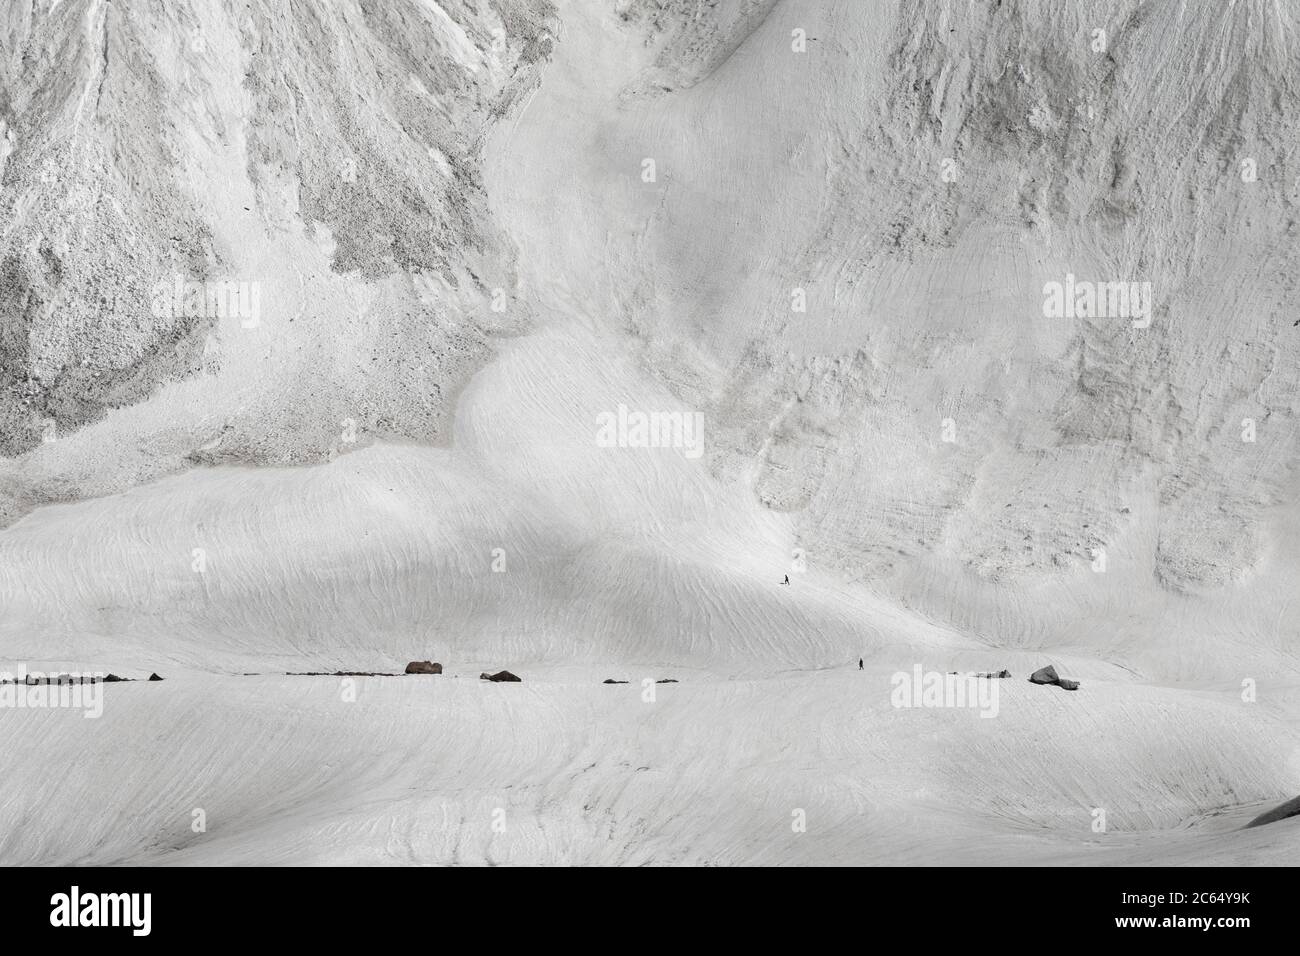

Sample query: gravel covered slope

[0,0,554,525]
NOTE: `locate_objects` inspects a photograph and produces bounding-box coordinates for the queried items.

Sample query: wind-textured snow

[0,0,1298,865]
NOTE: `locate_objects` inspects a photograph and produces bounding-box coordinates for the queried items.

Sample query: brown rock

[404,661,443,675]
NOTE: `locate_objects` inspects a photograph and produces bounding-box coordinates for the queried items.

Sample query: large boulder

[404,661,443,675]
[1029,665,1080,690]
[480,670,521,683]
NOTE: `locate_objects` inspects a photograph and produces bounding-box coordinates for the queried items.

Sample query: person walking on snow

[858,658,863,670]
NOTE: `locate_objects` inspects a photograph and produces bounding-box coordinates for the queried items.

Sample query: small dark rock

[480,670,521,683]
[148,673,163,681]
[602,678,628,684]
[656,679,679,684]
[404,661,442,675]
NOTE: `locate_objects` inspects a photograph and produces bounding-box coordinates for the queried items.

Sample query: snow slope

[1,671,1295,866]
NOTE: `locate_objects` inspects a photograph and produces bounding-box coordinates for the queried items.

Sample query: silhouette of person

[782,574,789,585]
[858,658,863,670]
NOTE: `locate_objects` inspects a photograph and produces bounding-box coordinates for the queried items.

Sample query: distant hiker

[782,574,789,585]
[858,658,863,670]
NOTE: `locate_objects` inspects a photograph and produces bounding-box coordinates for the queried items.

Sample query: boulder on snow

[1028,665,1060,685]
[1028,665,1079,690]
[404,661,443,675]
[603,678,628,684]
[148,673,163,681]
[480,670,521,682]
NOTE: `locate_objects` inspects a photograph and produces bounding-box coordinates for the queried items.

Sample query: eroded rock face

[616,0,780,100]
[3,0,1298,670]
[608,0,1300,600]
[0,0,556,526]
